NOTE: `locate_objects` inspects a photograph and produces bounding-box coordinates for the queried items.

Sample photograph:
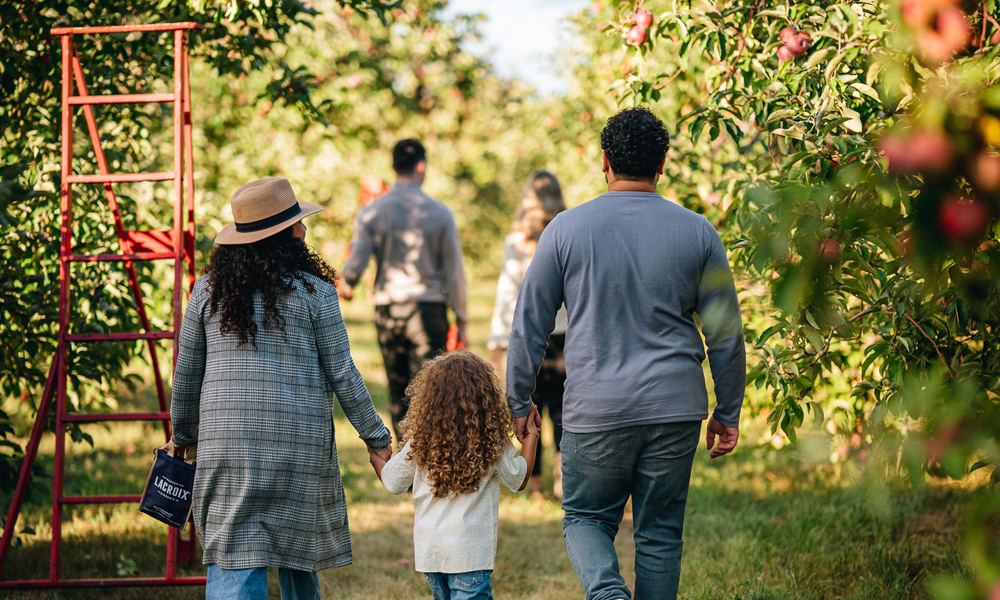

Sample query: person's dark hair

[392,139,426,175]
[204,227,338,348]
[600,107,670,180]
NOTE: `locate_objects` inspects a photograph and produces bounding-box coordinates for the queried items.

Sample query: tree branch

[905,313,955,378]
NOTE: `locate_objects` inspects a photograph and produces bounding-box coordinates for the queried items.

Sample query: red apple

[988,581,1000,600]
[627,25,647,46]
[819,237,841,263]
[973,153,1000,191]
[938,196,992,243]
[919,6,971,63]
[779,26,797,43]
[881,130,953,174]
[900,0,929,27]
[634,9,653,29]
[907,130,954,173]
[777,45,794,62]
[786,32,810,55]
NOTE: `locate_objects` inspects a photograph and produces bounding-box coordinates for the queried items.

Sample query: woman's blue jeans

[424,570,493,600]
[205,564,321,600]
[561,421,701,600]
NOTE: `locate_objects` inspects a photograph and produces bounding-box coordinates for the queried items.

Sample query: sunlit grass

[1,280,974,599]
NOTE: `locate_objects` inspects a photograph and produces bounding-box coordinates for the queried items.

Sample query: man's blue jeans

[561,421,701,600]
[423,570,493,600]
[205,564,321,600]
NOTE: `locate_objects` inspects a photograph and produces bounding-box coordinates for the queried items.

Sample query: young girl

[369,350,539,600]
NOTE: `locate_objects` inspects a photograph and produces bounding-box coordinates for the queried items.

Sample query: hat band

[234,203,302,233]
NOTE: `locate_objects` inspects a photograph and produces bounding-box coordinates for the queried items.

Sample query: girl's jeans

[423,570,493,600]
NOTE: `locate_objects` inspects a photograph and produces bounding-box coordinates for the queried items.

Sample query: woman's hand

[159,440,196,461]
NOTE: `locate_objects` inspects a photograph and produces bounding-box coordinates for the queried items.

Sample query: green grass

[0,279,975,599]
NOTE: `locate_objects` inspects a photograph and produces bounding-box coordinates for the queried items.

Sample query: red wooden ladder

[0,22,204,589]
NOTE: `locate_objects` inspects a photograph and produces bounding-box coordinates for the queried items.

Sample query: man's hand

[514,403,543,443]
[705,416,739,459]
[490,348,505,370]
[338,281,354,301]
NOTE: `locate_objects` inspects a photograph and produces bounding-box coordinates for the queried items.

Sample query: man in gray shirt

[507,108,745,600]
[341,139,468,437]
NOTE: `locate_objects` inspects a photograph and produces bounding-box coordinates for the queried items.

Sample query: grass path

[0,280,972,599]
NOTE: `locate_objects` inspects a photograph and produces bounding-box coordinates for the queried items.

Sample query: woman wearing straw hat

[163,177,392,599]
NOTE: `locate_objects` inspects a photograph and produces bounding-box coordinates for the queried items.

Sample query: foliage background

[2,0,1000,597]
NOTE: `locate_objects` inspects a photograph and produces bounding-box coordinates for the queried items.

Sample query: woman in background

[488,170,568,496]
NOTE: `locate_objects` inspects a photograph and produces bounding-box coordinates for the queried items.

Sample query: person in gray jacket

[340,139,469,438]
[166,177,392,600]
[506,108,746,600]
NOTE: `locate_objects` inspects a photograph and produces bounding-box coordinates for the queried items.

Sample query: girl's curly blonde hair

[400,350,513,498]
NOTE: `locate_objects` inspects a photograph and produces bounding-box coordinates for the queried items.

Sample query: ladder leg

[0,359,59,578]
[165,29,185,582]
[50,33,76,583]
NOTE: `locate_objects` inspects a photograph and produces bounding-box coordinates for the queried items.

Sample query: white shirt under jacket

[381,439,527,573]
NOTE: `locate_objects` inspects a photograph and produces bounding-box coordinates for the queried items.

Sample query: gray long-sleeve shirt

[342,182,468,334]
[506,191,746,432]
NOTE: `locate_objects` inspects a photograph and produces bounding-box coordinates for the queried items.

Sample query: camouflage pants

[374,302,449,440]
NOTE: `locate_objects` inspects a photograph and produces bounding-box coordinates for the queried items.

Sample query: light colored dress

[488,232,567,351]
[381,439,527,573]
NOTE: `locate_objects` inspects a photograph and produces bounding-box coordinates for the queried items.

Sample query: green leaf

[850,82,881,103]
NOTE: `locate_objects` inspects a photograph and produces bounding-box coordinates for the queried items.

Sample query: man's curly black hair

[204,227,338,348]
[600,107,670,180]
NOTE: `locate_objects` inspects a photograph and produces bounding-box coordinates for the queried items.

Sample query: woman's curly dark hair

[204,226,338,347]
[400,350,513,498]
[600,106,670,180]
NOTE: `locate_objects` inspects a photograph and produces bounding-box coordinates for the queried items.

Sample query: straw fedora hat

[215,177,323,245]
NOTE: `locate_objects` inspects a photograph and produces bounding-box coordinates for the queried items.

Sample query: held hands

[514,403,543,443]
[364,437,392,481]
[368,443,392,463]
[524,405,540,440]
[705,416,739,459]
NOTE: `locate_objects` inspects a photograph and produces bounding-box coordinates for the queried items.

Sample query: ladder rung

[68,93,175,105]
[67,172,175,184]
[62,412,170,423]
[66,332,173,342]
[60,494,142,504]
[67,252,176,262]
[51,22,201,35]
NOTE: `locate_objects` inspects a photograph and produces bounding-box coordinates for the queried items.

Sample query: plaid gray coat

[170,273,391,571]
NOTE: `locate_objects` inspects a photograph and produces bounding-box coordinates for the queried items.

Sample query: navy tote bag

[139,449,196,529]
